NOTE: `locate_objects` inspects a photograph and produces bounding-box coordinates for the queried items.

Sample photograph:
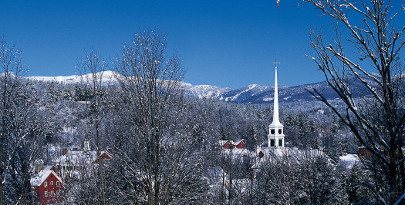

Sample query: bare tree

[305,0,405,203]
[116,30,207,204]
[77,49,107,204]
[0,37,24,205]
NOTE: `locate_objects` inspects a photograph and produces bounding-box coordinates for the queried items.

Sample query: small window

[279,139,283,147]
[50,181,53,185]
[270,139,275,147]
[44,182,47,188]
[278,129,282,134]
[44,191,48,197]
[56,181,59,187]
[51,191,54,196]
[271,129,275,134]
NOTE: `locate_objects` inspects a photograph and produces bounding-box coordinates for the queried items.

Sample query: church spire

[272,63,281,125]
[268,62,285,148]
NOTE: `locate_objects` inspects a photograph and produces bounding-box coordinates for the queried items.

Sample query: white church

[255,63,312,160]
[255,63,329,162]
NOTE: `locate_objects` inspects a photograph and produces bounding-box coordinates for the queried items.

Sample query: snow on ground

[338,154,360,169]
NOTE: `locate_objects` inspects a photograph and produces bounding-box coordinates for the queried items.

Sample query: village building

[54,139,112,179]
[219,139,246,149]
[31,169,64,204]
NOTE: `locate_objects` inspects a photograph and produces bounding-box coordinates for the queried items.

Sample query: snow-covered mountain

[25,71,371,104]
[27,71,118,84]
[182,83,232,99]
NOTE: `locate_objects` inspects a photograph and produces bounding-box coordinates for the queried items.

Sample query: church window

[44,182,47,187]
[279,139,283,147]
[271,129,275,134]
[278,129,282,134]
[270,139,275,147]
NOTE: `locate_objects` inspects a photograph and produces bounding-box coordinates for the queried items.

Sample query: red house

[219,139,245,149]
[234,140,245,149]
[31,170,63,204]
[93,151,113,164]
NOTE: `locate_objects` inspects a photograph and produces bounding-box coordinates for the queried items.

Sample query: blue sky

[1,0,402,88]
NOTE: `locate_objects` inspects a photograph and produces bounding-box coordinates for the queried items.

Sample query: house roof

[233,139,245,145]
[55,150,112,166]
[30,170,62,187]
[252,147,331,169]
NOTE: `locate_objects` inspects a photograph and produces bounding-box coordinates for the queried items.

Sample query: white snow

[338,154,360,169]
[229,84,271,101]
[26,71,120,84]
[182,83,232,99]
[253,147,331,168]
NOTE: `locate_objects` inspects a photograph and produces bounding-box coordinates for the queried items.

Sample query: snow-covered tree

[306,0,405,203]
[77,49,108,204]
[114,30,209,204]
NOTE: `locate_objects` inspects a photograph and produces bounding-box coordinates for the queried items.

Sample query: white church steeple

[268,62,285,147]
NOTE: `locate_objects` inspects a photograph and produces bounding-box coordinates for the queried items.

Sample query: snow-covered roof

[55,150,112,166]
[253,147,330,169]
[219,140,232,146]
[30,170,62,187]
[219,139,245,146]
[233,139,245,144]
[55,151,97,166]
[338,154,360,169]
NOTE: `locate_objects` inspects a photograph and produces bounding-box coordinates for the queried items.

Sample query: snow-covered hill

[25,71,371,105]
[27,71,118,84]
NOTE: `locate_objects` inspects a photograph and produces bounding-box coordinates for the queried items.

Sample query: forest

[0,0,404,204]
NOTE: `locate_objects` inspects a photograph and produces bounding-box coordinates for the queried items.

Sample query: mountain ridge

[25,71,369,104]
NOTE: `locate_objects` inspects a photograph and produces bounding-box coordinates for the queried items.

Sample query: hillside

[26,71,372,104]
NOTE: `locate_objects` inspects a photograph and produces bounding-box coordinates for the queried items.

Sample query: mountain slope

[25,71,371,104]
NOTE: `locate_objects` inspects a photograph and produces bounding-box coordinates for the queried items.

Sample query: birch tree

[305,0,405,203]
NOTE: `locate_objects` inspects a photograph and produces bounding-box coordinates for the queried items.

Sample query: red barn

[31,170,63,204]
